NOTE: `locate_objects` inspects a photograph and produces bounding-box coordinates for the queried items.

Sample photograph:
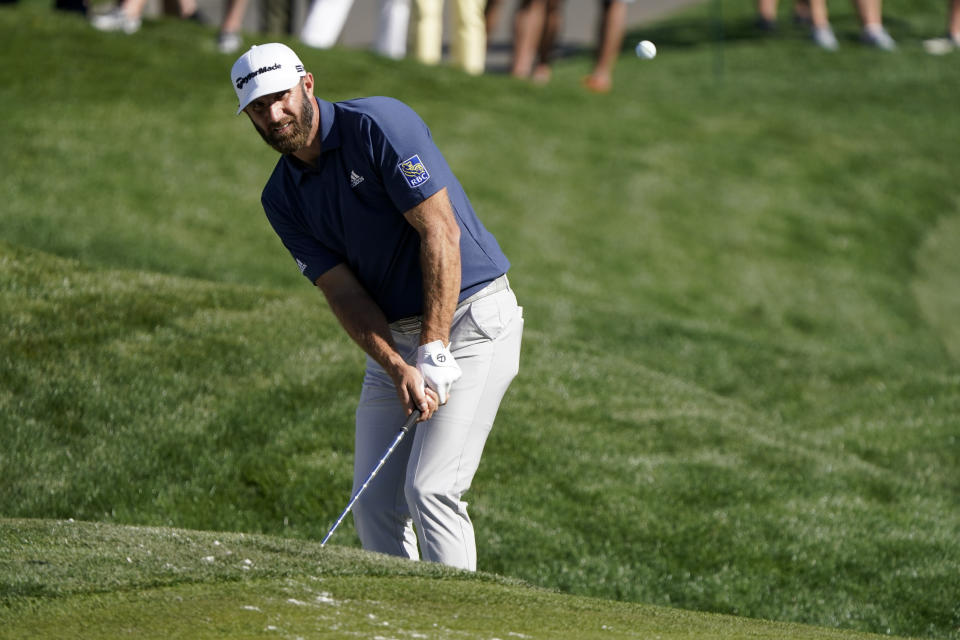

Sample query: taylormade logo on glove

[417,340,462,405]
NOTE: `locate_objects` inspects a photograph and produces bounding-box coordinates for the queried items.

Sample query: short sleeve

[363,99,452,214]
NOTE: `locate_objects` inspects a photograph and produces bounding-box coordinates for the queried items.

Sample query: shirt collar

[283,97,339,180]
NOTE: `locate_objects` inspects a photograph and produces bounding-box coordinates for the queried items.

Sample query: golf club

[320,408,421,547]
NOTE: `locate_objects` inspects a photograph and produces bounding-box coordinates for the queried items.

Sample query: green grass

[0,519,915,639]
[2,0,959,638]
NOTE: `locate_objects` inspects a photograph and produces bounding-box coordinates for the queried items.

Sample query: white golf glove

[416,340,462,405]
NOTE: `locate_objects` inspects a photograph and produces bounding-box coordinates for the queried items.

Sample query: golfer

[230,43,523,571]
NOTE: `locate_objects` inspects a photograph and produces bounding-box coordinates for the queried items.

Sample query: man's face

[245,80,314,155]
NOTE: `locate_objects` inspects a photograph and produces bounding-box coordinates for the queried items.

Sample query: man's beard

[254,91,314,155]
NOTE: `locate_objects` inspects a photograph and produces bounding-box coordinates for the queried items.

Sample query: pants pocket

[450,290,518,347]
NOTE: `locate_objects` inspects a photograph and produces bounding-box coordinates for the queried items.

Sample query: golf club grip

[401,408,422,432]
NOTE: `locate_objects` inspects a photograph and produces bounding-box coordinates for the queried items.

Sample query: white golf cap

[231,43,306,115]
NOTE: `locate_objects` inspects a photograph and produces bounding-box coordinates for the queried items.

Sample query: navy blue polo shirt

[261,96,510,322]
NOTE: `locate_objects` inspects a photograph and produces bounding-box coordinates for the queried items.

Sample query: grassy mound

[0,519,909,639]
[1,0,958,638]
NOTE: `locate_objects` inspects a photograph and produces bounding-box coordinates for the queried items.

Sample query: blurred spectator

[757,0,837,50]
[262,0,295,34]
[756,0,896,50]
[582,0,630,93]
[411,0,486,74]
[855,0,896,49]
[216,0,296,54]
[492,0,632,91]
[217,0,247,53]
[375,0,411,59]
[509,0,564,82]
[300,0,410,60]
[301,0,355,48]
[484,0,504,36]
[923,0,960,54]
[90,0,199,34]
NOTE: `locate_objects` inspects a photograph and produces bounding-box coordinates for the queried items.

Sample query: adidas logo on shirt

[349,170,364,188]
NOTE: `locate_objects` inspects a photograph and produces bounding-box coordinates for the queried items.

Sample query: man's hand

[316,264,440,422]
[390,362,439,421]
[417,340,462,405]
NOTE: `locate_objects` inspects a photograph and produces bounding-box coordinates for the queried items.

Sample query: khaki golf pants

[412,0,487,74]
[351,279,522,570]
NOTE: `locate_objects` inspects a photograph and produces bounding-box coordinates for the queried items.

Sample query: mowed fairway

[1,0,959,638]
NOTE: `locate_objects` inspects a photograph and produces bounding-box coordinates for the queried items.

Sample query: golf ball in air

[636,40,657,60]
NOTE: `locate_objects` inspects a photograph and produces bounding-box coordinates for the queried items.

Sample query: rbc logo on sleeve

[398,155,430,188]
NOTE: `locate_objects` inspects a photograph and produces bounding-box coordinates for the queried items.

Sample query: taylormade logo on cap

[231,43,306,115]
[235,63,282,90]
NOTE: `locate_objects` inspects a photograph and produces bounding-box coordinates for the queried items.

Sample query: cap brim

[235,75,301,115]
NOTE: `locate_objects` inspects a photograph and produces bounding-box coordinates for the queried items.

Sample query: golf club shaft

[320,408,421,547]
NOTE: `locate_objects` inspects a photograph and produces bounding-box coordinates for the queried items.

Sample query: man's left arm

[403,187,463,404]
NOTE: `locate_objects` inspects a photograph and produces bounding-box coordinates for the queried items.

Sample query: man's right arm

[314,263,438,421]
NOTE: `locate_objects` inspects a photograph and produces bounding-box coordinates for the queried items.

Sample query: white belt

[389,274,510,334]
